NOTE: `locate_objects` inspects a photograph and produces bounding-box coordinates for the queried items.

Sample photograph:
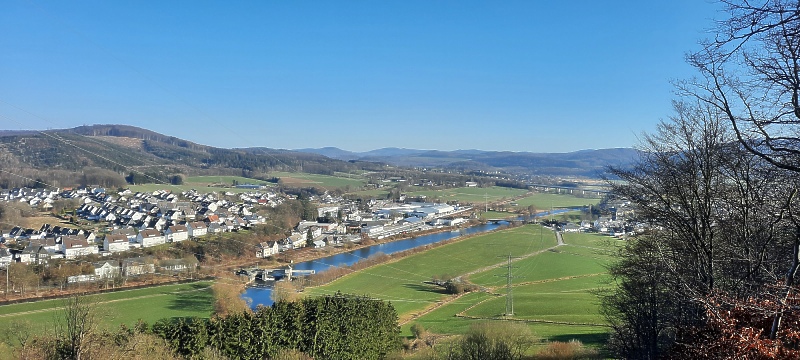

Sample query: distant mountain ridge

[0,124,636,184]
[293,146,639,177]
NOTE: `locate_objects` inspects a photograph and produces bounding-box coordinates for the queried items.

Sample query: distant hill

[292,147,639,177]
[0,125,369,188]
[0,124,636,190]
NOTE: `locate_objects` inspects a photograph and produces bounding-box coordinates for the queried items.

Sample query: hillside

[0,125,368,188]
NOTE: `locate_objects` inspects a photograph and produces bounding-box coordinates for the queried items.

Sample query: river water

[242,209,576,308]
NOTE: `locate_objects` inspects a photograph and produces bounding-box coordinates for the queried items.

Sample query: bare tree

[603,100,792,357]
[681,0,800,339]
[57,294,97,360]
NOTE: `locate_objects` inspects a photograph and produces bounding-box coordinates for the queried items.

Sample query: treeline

[152,293,400,360]
[0,167,127,189]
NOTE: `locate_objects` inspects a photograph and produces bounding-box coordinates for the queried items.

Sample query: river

[242,208,576,308]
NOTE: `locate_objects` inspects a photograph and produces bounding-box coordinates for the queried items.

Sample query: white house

[187,221,207,238]
[94,261,120,279]
[286,233,306,249]
[136,229,166,248]
[111,227,137,242]
[165,225,189,242]
[256,241,280,258]
[0,248,13,268]
[61,236,99,259]
[104,234,130,253]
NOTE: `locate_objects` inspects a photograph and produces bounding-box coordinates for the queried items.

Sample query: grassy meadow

[405,186,529,204]
[268,171,366,190]
[0,281,214,336]
[304,225,558,316]
[128,175,273,194]
[479,210,519,219]
[306,227,621,349]
[511,192,601,211]
[127,172,368,193]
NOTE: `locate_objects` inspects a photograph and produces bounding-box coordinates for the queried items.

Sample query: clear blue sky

[1,0,720,152]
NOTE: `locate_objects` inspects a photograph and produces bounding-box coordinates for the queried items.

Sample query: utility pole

[495,254,522,316]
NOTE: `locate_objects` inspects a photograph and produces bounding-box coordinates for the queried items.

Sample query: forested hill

[0,125,371,188]
[294,146,639,177]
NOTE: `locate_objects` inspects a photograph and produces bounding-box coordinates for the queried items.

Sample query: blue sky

[1,0,720,152]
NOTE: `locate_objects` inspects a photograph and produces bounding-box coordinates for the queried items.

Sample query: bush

[411,323,428,340]
[444,280,479,295]
[449,321,537,360]
[536,340,600,359]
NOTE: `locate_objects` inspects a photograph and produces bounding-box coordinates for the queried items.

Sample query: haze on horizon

[1,1,719,153]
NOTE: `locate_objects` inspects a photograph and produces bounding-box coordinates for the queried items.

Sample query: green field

[0,281,214,335]
[185,175,274,187]
[347,188,391,198]
[269,171,365,189]
[511,193,600,211]
[406,186,529,204]
[309,227,620,349]
[305,225,557,316]
[479,210,519,219]
[128,172,366,193]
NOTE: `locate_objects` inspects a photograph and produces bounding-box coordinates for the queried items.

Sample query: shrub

[536,340,600,359]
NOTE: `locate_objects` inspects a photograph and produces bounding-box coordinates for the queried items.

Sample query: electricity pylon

[495,254,523,316]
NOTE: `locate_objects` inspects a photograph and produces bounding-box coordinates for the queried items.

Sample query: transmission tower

[496,254,523,316]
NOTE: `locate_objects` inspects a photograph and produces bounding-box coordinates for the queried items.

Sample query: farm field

[304,225,557,317]
[320,228,620,350]
[511,192,601,211]
[0,281,214,336]
[184,175,274,187]
[405,186,529,204]
[479,210,519,219]
[268,171,365,190]
[128,175,273,194]
[346,188,391,198]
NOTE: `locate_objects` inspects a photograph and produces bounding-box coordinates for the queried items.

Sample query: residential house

[286,233,306,249]
[111,227,137,242]
[136,229,166,248]
[122,257,155,276]
[29,238,59,254]
[60,236,99,259]
[104,234,130,253]
[165,225,189,242]
[158,258,197,274]
[187,221,207,238]
[207,222,223,234]
[256,241,280,258]
[94,261,120,279]
[0,248,13,268]
[17,244,49,264]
